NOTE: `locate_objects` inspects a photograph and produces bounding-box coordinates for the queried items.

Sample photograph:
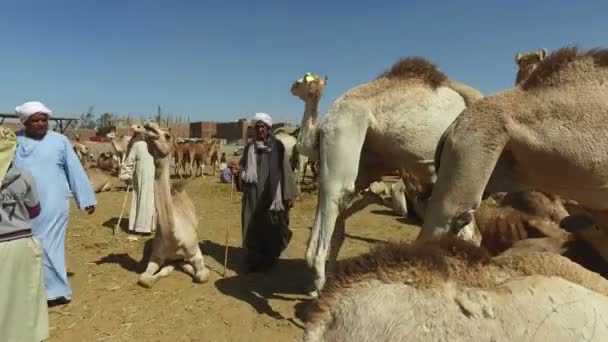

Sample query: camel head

[106,131,117,140]
[291,72,327,102]
[130,124,147,140]
[131,124,145,134]
[515,48,548,86]
[143,122,174,159]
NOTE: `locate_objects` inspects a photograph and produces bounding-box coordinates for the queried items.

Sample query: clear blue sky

[0,0,606,123]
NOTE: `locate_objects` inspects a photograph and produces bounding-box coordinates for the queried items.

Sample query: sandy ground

[48,172,419,342]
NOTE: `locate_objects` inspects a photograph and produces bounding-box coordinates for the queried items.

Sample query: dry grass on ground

[49,176,419,342]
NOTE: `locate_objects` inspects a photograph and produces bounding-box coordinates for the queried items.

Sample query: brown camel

[515,48,547,85]
[137,122,210,288]
[173,141,192,178]
[422,46,608,265]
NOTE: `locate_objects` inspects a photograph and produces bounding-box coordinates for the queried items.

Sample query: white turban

[15,101,52,124]
[253,112,272,128]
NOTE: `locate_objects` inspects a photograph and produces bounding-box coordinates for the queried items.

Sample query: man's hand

[284,200,293,209]
[85,206,95,215]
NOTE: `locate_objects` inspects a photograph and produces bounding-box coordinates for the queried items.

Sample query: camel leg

[138,257,174,288]
[306,114,370,295]
[327,192,384,266]
[180,249,211,283]
[327,214,346,265]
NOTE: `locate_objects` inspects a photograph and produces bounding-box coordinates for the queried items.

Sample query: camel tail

[445,80,484,107]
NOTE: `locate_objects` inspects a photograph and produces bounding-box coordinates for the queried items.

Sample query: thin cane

[223,173,236,277]
[114,184,131,237]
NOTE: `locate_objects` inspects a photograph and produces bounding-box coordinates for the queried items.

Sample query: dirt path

[48,176,419,342]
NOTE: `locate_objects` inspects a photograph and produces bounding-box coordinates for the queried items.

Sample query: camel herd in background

[62,45,608,341]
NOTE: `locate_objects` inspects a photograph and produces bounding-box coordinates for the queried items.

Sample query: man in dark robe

[239,113,297,272]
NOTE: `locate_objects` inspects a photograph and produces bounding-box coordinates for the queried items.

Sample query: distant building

[190,119,249,142]
[190,118,296,143]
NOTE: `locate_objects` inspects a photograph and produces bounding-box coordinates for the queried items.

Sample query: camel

[137,122,210,288]
[84,164,116,193]
[174,141,192,178]
[274,128,309,196]
[72,138,118,192]
[291,60,484,295]
[73,142,90,164]
[189,140,217,178]
[303,237,608,342]
[106,132,129,169]
[515,48,548,85]
[420,46,608,265]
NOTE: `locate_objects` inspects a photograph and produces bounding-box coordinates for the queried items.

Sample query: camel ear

[515,52,523,63]
[450,209,475,234]
[538,48,548,60]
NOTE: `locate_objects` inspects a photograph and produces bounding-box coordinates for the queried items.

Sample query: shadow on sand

[94,238,155,274]
[203,239,313,326]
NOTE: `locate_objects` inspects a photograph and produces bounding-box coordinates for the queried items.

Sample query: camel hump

[444,80,484,106]
[522,46,608,90]
[171,180,189,195]
[378,57,447,88]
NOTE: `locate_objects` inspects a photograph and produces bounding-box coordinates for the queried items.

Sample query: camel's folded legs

[138,258,175,288]
[180,250,210,283]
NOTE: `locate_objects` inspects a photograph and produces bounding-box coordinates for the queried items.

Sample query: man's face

[255,121,269,141]
[24,113,49,138]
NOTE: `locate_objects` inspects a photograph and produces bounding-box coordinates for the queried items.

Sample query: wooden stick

[223,174,236,277]
[114,184,131,237]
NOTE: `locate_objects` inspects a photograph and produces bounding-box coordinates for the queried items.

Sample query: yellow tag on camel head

[304,72,315,82]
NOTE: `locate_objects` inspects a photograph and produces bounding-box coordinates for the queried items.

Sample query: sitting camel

[291,60,484,294]
[420,46,608,265]
[137,122,210,288]
[73,141,118,192]
[303,237,608,342]
[84,165,116,193]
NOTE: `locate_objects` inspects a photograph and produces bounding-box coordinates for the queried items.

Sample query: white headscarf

[15,101,52,124]
[0,126,17,183]
[253,112,272,128]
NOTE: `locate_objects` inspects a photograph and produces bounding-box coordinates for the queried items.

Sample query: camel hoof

[308,289,319,298]
[194,268,211,283]
[137,274,155,288]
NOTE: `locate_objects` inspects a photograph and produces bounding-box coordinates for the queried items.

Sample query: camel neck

[154,159,176,235]
[301,99,319,130]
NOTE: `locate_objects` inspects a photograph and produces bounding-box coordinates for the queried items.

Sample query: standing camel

[291,59,484,295]
[420,46,608,265]
[137,122,210,288]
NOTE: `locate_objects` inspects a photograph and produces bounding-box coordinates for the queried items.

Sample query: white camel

[137,122,210,288]
[274,127,309,196]
[291,59,484,295]
[303,237,608,342]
